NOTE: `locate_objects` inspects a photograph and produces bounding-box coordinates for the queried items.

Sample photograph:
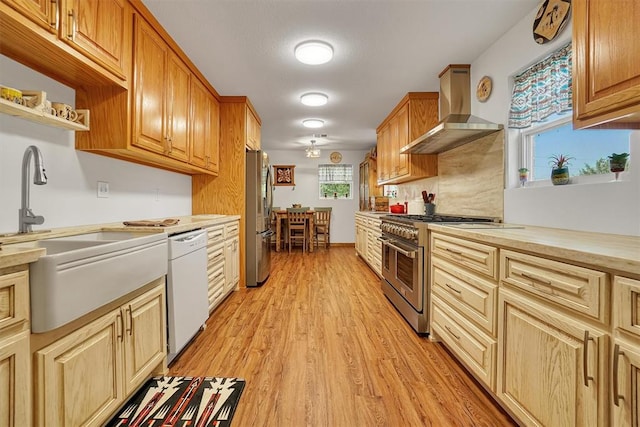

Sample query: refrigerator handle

[266,165,273,220]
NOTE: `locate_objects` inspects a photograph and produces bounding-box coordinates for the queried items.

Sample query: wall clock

[476,76,492,102]
[330,151,342,163]
[532,0,571,45]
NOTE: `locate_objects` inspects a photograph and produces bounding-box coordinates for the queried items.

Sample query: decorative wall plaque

[533,0,571,45]
[273,165,295,186]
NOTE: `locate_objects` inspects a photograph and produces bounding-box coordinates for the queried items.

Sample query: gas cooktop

[383,214,496,224]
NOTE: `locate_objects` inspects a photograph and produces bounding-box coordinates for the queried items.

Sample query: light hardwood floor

[169,247,516,426]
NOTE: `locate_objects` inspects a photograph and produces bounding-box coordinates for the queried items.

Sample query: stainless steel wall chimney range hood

[400,64,503,154]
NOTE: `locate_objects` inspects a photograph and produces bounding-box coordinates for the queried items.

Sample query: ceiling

[142,0,538,154]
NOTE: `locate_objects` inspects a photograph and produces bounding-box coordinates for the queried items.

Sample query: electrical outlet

[97,181,109,198]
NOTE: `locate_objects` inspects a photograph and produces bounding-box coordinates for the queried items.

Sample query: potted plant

[518,168,528,187]
[549,154,573,185]
[608,152,629,181]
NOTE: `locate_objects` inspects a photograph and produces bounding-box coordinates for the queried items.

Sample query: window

[510,42,632,185]
[319,164,353,199]
[522,114,631,183]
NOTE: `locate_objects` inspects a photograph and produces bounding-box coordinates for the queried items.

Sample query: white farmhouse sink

[18,231,168,333]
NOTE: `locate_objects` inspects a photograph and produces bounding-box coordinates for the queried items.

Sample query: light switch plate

[97,181,109,198]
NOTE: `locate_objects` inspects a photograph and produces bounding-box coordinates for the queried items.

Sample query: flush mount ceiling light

[300,92,328,107]
[306,140,321,158]
[302,118,324,128]
[295,41,333,65]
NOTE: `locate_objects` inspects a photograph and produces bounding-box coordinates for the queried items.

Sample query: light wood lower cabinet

[0,268,31,427]
[497,288,608,427]
[224,221,240,293]
[354,213,382,277]
[34,284,166,427]
[612,275,640,426]
[204,220,239,313]
[0,330,30,427]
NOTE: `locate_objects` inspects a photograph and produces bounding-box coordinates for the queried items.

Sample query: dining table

[273,209,315,253]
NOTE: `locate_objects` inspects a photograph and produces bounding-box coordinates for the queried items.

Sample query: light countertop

[0,214,240,270]
[429,223,640,276]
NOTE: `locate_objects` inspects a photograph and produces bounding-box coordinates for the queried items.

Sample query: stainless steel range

[380,214,494,334]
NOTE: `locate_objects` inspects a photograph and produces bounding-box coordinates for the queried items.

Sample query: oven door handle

[380,239,417,259]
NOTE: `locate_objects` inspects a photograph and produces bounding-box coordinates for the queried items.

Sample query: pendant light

[306,140,321,158]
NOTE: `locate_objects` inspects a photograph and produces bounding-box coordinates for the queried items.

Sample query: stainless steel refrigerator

[246,150,274,287]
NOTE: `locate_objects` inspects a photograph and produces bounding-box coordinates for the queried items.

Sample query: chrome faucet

[19,145,47,233]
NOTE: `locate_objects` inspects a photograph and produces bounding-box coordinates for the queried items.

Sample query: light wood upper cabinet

[246,108,261,150]
[376,93,438,185]
[133,15,190,161]
[1,0,55,30]
[59,0,129,80]
[573,0,640,129]
[190,77,219,174]
[497,288,608,427]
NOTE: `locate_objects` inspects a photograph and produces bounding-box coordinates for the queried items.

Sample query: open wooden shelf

[0,96,89,131]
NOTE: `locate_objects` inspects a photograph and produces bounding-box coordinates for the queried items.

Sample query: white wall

[268,149,368,243]
[470,7,640,236]
[0,55,192,234]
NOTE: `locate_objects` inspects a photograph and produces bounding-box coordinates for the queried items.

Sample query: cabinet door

[122,286,166,395]
[35,309,123,427]
[395,103,410,177]
[133,15,167,154]
[60,0,128,80]
[612,340,640,427]
[377,124,391,183]
[166,51,190,161]
[2,0,56,31]
[224,236,239,293]
[497,289,607,427]
[246,110,260,150]
[573,0,640,128]
[190,79,219,172]
[0,330,30,427]
[208,94,220,172]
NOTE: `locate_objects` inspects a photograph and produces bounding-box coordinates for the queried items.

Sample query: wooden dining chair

[286,208,309,253]
[270,207,280,246]
[313,207,332,249]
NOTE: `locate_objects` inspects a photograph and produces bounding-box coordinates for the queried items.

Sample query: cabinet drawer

[614,276,640,338]
[432,295,496,390]
[207,242,225,266]
[432,258,497,336]
[0,269,29,332]
[431,233,498,280]
[208,264,225,289]
[500,250,608,322]
[206,225,225,244]
[224,221,239,238]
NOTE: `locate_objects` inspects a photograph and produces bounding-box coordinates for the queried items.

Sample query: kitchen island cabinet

[573,0,640,129]
[376,93,438,185]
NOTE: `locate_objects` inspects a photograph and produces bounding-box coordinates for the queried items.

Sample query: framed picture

[273,165,295,186]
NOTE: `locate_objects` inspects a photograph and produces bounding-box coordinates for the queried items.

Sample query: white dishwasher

[166,228,209,364]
